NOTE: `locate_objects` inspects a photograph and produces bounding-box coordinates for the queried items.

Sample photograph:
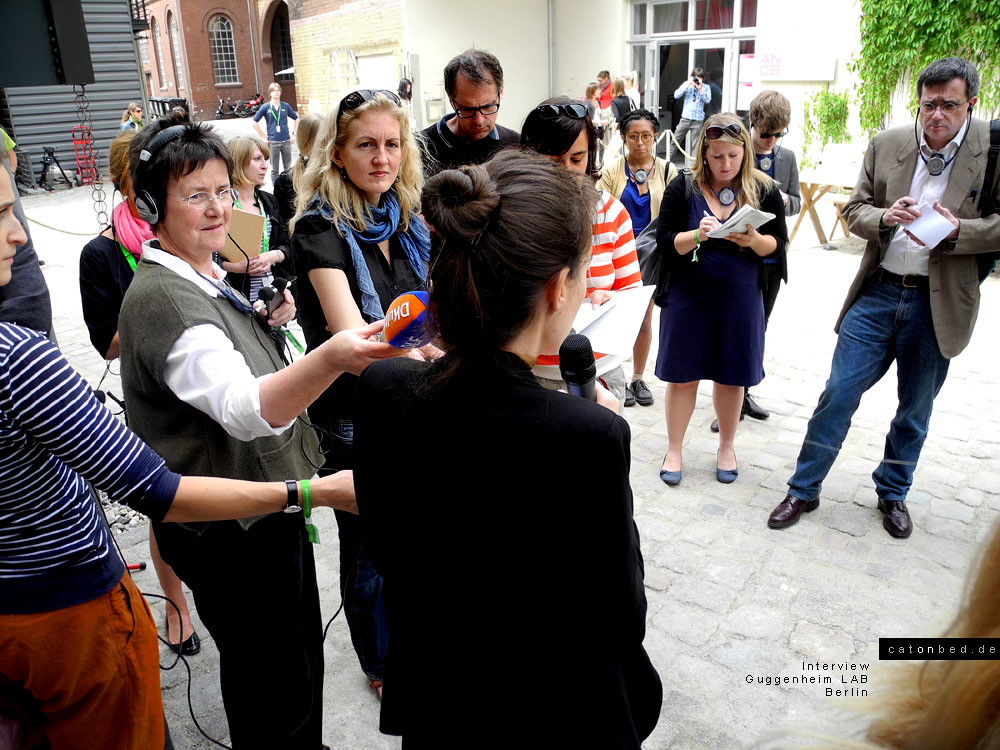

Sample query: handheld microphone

[559,333,597,401]
[255,276,295,318]
[378,290,436,348]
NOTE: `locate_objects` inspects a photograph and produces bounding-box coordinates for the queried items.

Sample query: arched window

[209,15,239,85]
[168,12,186,93]
[151,18,168,89]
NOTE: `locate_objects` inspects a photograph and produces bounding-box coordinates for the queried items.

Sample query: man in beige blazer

[768,57,1000,539]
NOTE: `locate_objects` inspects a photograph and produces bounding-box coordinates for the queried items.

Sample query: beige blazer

[840,119,1000,359]
[598,156,679,222]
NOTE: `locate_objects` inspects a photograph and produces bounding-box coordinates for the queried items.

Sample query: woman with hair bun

[352,149,662,746]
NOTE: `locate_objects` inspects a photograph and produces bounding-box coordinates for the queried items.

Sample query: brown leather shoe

[767,493,820,529]
[878,497,912,538]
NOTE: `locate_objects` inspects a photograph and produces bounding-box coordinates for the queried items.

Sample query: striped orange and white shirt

[534,191,642,378]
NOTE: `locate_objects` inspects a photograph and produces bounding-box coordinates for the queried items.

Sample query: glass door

[690,39,727,117]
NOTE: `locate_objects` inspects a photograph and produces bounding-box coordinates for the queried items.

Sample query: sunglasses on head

[337,89,402,120]
[704,124,744,141]
[535,103,589,120]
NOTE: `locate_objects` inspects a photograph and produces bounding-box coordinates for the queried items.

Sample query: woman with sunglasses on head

[654,113,788,486]
[521,97,643,409]
[290,89,431,699]
[599,109,678,407]
[352,149,661,746]
[116,117,405,747]
[220,136,291,304]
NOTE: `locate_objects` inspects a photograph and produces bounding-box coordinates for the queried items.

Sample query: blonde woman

[221,136,290,303]
[273,112,322,223]
[653,113,788,485]
[290,89,430,699]
[625,70,641,110]
[119,102,143,132]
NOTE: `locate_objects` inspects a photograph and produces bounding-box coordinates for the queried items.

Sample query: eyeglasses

[704,124,744,141]
[919,99,968,115]
[626,132,655,144]
[172,188,236,210]
[453,99,502,119]
[337,89,402,120]
[758,128,788,139]
[534,102,589,120]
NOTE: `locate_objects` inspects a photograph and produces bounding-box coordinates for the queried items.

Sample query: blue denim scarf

[303,190,430,321]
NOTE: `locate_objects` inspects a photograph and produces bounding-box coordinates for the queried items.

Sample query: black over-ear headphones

[133,125,187,226]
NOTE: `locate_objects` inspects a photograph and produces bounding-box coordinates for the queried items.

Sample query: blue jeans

[324,419,388,681]
[788,276,950,503]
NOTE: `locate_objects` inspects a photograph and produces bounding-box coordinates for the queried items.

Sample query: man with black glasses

[421,48,520,175]
[767,58,1000,540]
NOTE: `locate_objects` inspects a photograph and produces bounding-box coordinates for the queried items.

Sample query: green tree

[849,0,1000,133]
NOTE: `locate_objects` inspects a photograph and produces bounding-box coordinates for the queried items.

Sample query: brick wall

[287,0,405,116]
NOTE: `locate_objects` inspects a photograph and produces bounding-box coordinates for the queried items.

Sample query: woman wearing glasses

[520,97,642,409]
[116,118,403,747]
[599,109,678,407]
[119,102,143,131]
[654,113,788,485]
[289,89,431,699]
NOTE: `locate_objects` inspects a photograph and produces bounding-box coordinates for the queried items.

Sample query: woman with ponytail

[352,149,662,746]
[289,89,431,699]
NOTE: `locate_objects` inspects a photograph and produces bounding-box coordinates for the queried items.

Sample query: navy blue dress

[653,176,787,386]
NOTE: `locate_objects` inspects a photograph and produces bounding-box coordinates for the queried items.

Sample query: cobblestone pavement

[20,179,1000,748]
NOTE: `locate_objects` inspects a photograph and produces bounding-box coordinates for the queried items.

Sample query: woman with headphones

[599,108,678,407]
[115,116,405,748]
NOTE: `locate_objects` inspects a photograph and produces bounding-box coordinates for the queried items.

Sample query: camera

[692,77,701,85]
[41,146,56,165]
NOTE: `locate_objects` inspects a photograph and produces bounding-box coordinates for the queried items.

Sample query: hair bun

[422,164,500,244]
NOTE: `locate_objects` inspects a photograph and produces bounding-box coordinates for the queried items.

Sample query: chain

[73,84,108,231]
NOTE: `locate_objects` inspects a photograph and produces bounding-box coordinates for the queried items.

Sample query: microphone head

[559,333,596,382]
[272,276,294,293]
[380,290,436,348]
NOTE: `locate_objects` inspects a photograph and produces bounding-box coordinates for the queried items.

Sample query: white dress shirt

[881,118,968,276]
[141,242,294,441]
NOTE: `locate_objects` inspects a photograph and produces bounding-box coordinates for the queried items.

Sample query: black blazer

[353,352,662,748]
[224,188,293,299]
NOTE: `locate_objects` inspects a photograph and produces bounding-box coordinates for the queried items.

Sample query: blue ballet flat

[660,469,682,486]
[716,452,738,484]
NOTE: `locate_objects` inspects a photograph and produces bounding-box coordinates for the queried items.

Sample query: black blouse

[291,212,424,423]
[79,233,134,358]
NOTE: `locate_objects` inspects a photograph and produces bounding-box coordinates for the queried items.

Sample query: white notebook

[706,205,776,239]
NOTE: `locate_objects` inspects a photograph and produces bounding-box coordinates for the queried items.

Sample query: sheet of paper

[570,286,656,358]
[903,202,955,248]
[706,205,775,239]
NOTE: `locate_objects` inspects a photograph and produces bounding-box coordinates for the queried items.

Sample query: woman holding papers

[289,89,431,699]
[352,149,661,745]
[520,96,642,410]
[220,136,291,303]
[654,113,788,485]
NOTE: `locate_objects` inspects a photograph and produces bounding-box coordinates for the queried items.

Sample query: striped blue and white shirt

[0,323,179,614]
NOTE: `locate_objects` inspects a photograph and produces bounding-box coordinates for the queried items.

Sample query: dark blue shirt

[620,162,652,237]
[253,101,298,143]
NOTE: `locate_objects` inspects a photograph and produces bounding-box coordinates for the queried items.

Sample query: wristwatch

[283,480,302,513]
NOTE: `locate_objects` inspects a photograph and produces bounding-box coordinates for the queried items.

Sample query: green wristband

[299,479,312,516]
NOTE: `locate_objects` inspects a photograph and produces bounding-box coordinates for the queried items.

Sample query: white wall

[753,0,863,164]
[405,0,550,133]
[551,0,628,100]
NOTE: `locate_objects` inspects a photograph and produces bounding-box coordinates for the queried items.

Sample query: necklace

[627,157,655,185]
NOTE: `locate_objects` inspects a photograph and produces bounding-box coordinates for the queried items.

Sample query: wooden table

[790,150,862,246]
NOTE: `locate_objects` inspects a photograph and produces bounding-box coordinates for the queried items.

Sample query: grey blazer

[839,118,1000,359]
[772,147,801,216]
